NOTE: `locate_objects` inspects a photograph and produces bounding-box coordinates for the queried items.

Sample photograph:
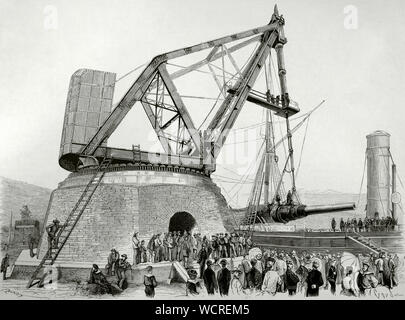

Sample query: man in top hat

[217,259,231,296]
[306,260,324,297]
[45,218,62,257]
[203,260,218,295]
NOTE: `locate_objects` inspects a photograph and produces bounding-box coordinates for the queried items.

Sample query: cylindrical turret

[366,131,391,218]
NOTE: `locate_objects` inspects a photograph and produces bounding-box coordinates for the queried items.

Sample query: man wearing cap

[203,260,218,295]
[357,262,378,295]
[106,247,120,276]
[217,259,231,296]
[45,218,62,257]
[306,260,324,297]
[285,260,300,296]
[327,259,338,295]
[240,254,252,289]
[117,254,132,290]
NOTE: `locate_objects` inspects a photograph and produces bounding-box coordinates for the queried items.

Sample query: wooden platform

[251,230,404,254]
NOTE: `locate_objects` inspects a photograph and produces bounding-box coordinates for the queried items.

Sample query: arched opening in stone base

[169,212,196,234]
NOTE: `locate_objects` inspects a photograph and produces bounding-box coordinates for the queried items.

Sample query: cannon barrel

[257,202,356,223]
[304,203,356,214]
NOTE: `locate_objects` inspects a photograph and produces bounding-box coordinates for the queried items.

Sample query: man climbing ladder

[26,157,111,288]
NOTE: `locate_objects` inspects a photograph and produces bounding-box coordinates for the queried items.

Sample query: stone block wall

[38,168,234,264]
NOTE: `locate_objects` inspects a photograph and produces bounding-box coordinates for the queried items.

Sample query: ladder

[26,157,111,288]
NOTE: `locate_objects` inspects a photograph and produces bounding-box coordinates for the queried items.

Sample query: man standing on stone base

[117,254,132,290]
[106,248,120,276]
[28,221,40,258]
[45,219,61,257]
[1,253,10,280]
[132,232,140,265]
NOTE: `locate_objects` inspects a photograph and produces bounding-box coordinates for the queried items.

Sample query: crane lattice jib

[75,10,288,175]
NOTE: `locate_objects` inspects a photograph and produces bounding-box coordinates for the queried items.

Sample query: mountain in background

[0,176,52,229]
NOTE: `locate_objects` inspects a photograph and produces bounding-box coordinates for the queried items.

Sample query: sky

[1,0,405,207]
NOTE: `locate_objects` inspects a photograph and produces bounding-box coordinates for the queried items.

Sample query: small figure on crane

[286,190,293,205]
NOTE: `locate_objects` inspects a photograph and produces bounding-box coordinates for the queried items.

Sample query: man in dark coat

[106,248,120,276]
[331,218,336,232]
[88,264,115,295]
[306,260,324,297]
[203,260,218,295]
[340,218,345,232]
[217,259,231,296]
[357,262,378,295]
[46,219,62,257]
[117,254,132,290]
[1,253,9,280]
[285,260,300,295]
[327,260,338,295]
[197,243,209,279]
[28,221,41,257]
[248,259,262,290]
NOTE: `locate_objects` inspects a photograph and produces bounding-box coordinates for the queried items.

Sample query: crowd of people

[131,231,253,267]
[183,247,401,298]
[331,214,397,233]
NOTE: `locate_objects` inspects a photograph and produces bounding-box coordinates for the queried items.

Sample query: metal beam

[81,22,277,157]
[212,32,277,158]
[158,64,201,154]
[140,101,173,154]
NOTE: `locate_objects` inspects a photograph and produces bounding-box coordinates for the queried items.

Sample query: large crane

[59,5,299,175]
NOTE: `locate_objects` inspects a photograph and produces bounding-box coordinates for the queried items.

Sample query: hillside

[0,176,52,231]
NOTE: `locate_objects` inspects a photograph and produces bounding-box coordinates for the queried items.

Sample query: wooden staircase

[348,231,389,254]
[26,158,111,288]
